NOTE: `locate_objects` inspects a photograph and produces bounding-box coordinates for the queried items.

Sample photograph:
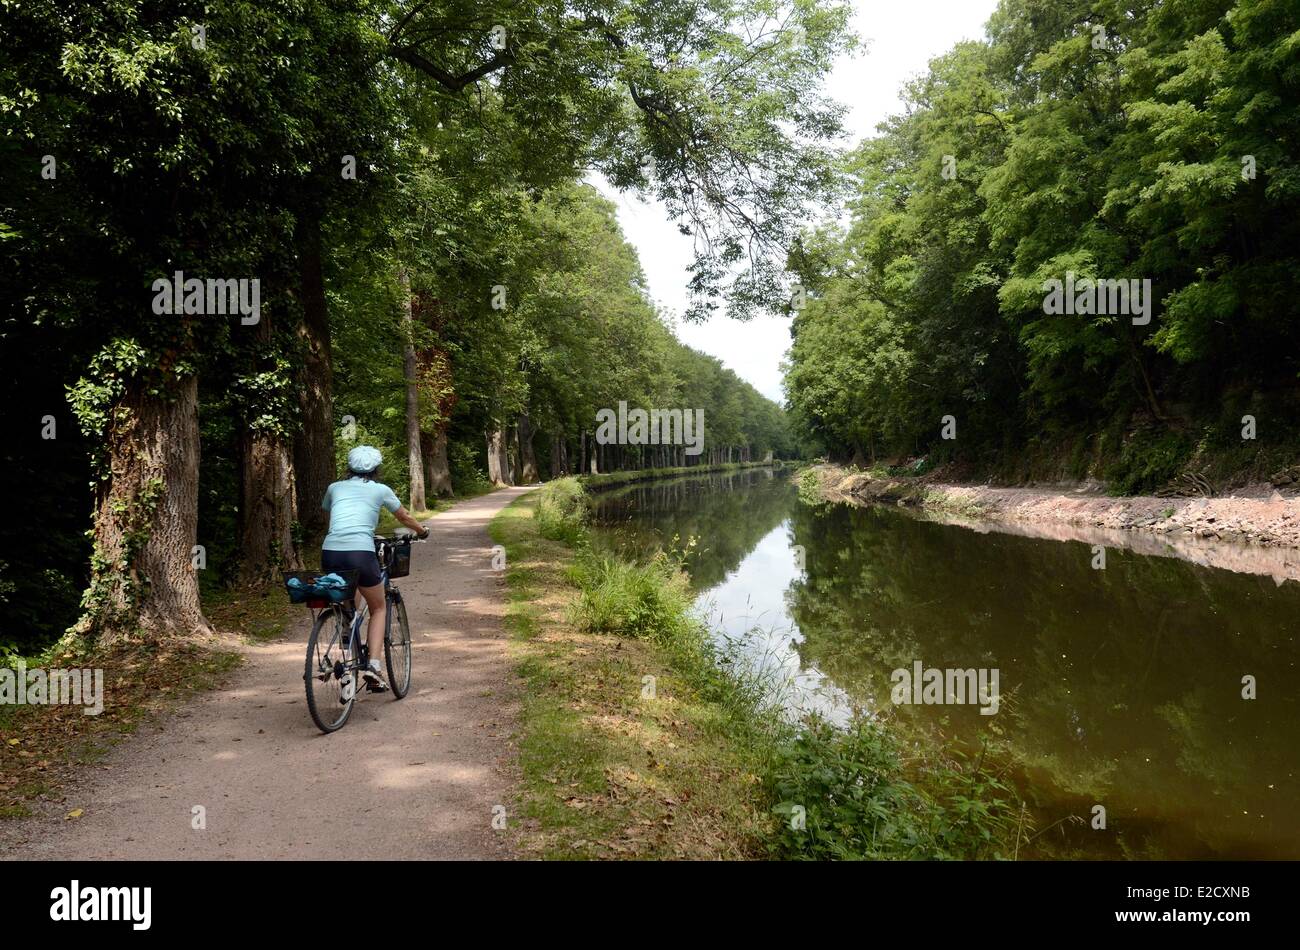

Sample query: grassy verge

[491,487,775,858]
[493,474,1025,860]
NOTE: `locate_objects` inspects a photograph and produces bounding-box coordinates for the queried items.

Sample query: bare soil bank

[810,465,1300,584]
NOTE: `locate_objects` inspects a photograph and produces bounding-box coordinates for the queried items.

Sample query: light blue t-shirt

[321,478,402,552]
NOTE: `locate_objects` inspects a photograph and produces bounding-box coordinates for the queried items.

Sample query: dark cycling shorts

[321,549,382,588]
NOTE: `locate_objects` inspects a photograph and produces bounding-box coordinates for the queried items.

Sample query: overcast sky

[589,0,1001,403]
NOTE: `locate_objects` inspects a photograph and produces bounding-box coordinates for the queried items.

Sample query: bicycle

[289,534,422,734]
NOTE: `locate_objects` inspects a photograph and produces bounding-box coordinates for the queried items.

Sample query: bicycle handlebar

[375,532,429,544]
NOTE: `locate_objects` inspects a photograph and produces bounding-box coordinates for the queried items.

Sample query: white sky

[590,0,1000,403]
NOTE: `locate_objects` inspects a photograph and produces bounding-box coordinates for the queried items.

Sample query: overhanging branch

[388,45,513,92]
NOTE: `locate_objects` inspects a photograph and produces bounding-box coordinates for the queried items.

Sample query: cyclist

[321,445,429,691]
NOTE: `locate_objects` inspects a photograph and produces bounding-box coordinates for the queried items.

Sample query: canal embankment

[490,472,1026,861]
[806,464,1300,582]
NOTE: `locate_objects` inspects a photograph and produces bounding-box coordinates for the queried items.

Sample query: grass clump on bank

[495,473,1024,860]
[570,551,696,642]
[767,718,1022,860]
[536,477,588,545]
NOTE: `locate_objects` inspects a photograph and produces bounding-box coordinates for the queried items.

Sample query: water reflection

[589,469,1300,859]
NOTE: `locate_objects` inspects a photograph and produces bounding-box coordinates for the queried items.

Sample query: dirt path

[2,487,533,860]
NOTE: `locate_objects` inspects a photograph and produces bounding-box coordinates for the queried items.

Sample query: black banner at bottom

[0,859,1282,935]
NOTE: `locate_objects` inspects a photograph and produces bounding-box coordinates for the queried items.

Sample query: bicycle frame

[337,534,418,664]
[302,532,422,731]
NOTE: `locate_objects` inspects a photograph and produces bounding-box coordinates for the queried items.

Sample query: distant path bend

[3,486,533,860]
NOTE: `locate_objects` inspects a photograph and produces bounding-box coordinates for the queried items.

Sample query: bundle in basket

[283,570,359,608]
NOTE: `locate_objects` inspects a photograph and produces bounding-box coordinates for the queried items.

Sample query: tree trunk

[72,373,212,645]
[400,268,426,511]
[486,427,513,486]
[293,210,335,539]
[589,432,599,474]
[424,426,453,496]
[506,425,519,484]
[238,311,302,586]
[517,414,538,484]
[550,435,565,478]
[238,428,302,585]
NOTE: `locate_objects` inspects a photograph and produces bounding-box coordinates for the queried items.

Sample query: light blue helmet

[347,445,383,475]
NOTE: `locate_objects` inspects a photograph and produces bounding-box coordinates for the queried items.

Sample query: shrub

[767,717,1021,860]
[449,441,493,496]
[796,467,824,505]
[570,550,696,644]
[1104,429,1193,495]
[536,477,589,545]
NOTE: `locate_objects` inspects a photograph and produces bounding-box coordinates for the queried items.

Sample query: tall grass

[570,551,697,643]
[535,476,589,545]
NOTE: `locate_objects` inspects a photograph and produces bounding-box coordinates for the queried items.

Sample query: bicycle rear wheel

[385,594,412,698]
[304,607,356,733]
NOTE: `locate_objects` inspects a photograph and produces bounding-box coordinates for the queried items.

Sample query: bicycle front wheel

[304,607,356,733]
[385,594,412,699]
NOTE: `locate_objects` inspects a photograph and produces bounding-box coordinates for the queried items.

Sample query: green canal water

[587,467,1300,859]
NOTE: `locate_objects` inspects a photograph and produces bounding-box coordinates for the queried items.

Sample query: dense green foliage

[2,0,837,649]
[768,718,1020,860]
[784,0,1300,489]
[424,182,799,475]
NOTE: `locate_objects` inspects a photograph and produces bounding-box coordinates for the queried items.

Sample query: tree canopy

[2,0,826,650]
[784,0,1299,487]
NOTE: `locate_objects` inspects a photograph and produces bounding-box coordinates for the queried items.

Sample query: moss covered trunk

[75,374,211,644]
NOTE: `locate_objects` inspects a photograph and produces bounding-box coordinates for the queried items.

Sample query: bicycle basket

[385,538,412,579]
[282,569,359,608]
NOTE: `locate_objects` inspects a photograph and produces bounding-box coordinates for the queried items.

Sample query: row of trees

[336,181,797,510]
[784,0,1299,484]
[2,0,846,650]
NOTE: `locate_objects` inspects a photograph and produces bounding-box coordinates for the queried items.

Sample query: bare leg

[357,583,386,661]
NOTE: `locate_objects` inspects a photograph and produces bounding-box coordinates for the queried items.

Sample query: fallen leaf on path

[65,809,83,820]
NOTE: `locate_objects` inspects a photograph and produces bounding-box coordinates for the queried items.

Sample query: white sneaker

[361,659,388,692]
